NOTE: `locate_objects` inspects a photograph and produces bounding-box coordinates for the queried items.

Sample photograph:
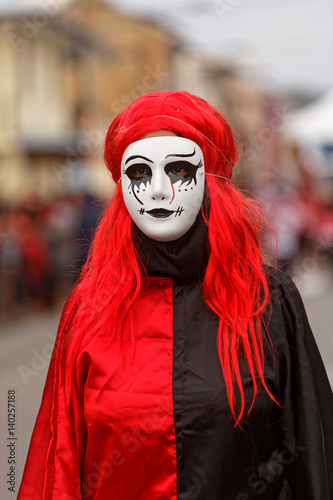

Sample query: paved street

[0,271,332,499]
[293,264,333,384]
[0,307,62,500]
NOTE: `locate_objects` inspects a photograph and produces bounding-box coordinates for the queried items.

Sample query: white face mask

[121,136,205,242]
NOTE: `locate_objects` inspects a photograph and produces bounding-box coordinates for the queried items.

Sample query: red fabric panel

[18,278,177,499]
[81,277,177,499]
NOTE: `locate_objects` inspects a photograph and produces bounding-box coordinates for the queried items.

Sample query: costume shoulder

[17,289,86,500]
[265,266,333,499]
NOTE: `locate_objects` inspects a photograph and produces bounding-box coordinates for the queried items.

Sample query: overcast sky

[1,0,332,97]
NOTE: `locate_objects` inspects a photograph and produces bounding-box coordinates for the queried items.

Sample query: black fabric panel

[267,272,333,499]
[171,273,333,499]
[171,280,281,499]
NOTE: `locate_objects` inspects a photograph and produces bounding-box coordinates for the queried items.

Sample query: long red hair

[64,91,276,425]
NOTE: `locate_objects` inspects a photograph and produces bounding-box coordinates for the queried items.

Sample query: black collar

[133,208,208,283]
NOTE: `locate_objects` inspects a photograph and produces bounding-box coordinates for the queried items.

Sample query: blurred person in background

[18,91,333,500]
[300,178,333,272]
[261,180,305,273]
[0,209,22,319]
[71,192,105,277]
[43,193,93,301]
[15,208,53,309]
[0,197,54,316]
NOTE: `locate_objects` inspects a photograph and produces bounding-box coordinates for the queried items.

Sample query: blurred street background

[0,0,333,498]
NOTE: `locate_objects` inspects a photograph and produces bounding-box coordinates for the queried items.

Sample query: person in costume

[18,91,333,500]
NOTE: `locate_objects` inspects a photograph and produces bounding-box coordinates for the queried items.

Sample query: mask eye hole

[169,166,190,177]
[165,161,195,177]
[126,164,152,180]
[165,160,202,183]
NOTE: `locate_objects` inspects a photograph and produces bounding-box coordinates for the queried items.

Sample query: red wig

[64,91,276,425]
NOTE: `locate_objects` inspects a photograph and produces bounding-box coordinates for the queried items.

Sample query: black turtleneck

[133,209,208,283]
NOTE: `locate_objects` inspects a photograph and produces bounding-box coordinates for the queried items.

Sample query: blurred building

[64,0,174,120]
[0,0,175,205]
[1,14,88,204]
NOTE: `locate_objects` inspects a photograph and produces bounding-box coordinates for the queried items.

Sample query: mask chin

[133,210,200,242]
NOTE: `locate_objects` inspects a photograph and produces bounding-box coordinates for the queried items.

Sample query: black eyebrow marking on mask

[125,155,153,165]
[165,148,196,159]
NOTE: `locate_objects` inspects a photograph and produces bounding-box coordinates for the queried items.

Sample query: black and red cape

[18,218,333,499]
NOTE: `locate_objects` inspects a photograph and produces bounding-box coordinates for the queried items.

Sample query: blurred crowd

[0,191,104,321]
[260,174,333,278]
[0,176,333,321]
